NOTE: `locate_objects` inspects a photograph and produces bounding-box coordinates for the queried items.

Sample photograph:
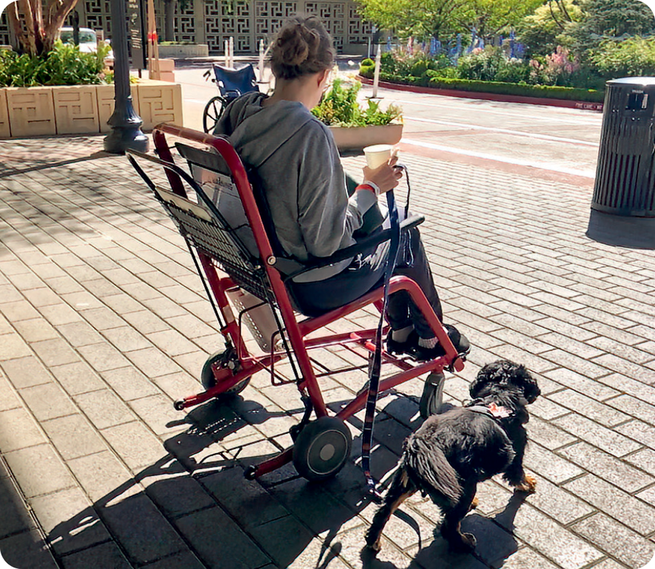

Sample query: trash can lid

[608,77,655,87]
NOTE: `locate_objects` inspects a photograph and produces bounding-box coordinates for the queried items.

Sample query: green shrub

[428,76,604,102]
[0,41,110,87]
[311,77,402,127]
[590,36,655,78]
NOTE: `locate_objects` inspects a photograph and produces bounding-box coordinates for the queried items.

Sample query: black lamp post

[104,0,149,154]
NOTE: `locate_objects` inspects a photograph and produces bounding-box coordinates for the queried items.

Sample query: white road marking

[401,137,597,178]
[404,116,599,147]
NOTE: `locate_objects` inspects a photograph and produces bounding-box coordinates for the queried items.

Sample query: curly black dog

[365,359,541,554]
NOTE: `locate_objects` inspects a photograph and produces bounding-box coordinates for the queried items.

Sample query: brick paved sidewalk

[0,133,654,569]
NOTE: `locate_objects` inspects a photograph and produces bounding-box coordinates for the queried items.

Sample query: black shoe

[386,330,415,356]
[413,325,471,362]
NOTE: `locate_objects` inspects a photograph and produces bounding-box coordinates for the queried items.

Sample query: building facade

[0,0,372,55]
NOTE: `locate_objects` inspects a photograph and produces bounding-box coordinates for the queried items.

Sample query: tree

[357,0,467,42]
[566,0,655,57]
[7,0,81,56]
[455,0,542,42]
[518,0,583,56]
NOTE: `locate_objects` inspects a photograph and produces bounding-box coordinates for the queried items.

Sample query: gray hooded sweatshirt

[214,91,376,282]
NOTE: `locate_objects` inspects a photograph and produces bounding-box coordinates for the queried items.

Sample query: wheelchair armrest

[276,213,425,281]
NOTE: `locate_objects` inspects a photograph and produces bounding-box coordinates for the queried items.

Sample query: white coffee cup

[363,144,394,169]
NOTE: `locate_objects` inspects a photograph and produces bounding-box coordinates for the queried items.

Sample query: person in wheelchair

[213,15,468,361]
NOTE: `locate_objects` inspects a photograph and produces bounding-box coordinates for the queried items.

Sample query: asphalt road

[171,65,603,180]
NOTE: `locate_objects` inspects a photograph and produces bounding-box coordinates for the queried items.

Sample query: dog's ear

[517,367,541,404]
[470,360,505,398]
[470,360,541,404]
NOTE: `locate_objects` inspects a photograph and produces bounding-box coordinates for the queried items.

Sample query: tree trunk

[10,0,80,56]
[164,0,176,42]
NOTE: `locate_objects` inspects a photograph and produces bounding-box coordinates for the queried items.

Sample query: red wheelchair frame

[128,124,466,482]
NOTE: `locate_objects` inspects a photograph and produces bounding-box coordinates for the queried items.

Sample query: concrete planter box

[158,44,209,58]
[0,80,183,138]
[329,123,403,152]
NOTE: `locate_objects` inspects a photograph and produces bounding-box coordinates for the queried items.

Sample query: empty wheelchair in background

[202,63,259,133]
[126,124,468,483]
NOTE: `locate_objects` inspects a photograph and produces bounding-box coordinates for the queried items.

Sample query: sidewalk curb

[358,75,604,112]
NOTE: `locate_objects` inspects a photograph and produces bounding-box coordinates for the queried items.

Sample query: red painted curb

[358,75,604,112]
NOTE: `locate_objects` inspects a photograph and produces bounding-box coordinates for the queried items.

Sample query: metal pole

[104,0,148,154]
[372,43,381,99]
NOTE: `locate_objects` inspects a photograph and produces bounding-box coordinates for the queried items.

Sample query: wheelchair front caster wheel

[292,416,352,481]
[419,372,445,419]
[174,400,186,411]
[244,465,258,480]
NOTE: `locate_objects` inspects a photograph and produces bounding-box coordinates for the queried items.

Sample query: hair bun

[270,16,335,80]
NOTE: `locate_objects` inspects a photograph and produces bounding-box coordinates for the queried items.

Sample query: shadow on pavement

[42,393,529,568]
[586,209,655,249]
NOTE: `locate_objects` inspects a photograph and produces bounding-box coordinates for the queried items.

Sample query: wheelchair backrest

[212,63,258,101]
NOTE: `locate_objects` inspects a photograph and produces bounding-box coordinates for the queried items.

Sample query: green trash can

[592,77,655,217]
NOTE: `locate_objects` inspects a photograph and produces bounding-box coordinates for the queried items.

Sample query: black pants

[290,226,443,339]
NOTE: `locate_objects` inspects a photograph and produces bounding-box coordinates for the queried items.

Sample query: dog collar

[466,402,513,419]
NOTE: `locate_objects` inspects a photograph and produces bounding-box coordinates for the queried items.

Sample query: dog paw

[469,496,479,511]
[448,532,477,553]
[366,539,382,553]
[515,475,537,494]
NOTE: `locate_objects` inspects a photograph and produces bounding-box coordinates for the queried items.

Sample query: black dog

[365,359,541,553]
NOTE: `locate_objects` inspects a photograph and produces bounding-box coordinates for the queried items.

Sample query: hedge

[359,67,605,103]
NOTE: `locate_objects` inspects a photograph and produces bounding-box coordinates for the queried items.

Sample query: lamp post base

[103,126,149,154]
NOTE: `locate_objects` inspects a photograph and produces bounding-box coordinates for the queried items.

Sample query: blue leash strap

[361,189,401,501]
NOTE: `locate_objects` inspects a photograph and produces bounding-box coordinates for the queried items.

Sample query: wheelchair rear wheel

[202,96,227,133]
[293,416,352,481]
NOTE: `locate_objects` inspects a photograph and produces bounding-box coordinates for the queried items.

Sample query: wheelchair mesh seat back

[126,124,466,482]
[212,63,258,104]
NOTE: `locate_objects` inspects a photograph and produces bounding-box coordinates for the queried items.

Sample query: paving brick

[128,394,187,436]
[77,342,132,373]
[56,321,104,347]
[0,408,46,452]
[597,374,655,407]
[0,301,42,323]
[19,382,77,422]
[1,356,54,389]
[74,390,136,430]
[526,416,577,451]
[174,506,271,569]
[98,492,186,565]
[67,450,137,503]
[606,395,655,424]
[41,414,107,460]
[0,333,32,362]
[59,541,132,569]
[101,422,168,471]
[29,487,111,556]
[552,414,642,457]
[5,444,76,498]
[507,503,604,569]
[50,361,105,396]
[592,354,655,384]
[548,389,631,427]
[524,443,584,485]
[564,474,655,535]
[12,318,59,343]
[0,529,59,569]
[500,547,562,569]
[571,513,654,569]
[559,442,654,493]
[30,338,79,368]
[0,472,36,539]
[125,347,184,378]
[615,420,655,451]
[38,303,83,326]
